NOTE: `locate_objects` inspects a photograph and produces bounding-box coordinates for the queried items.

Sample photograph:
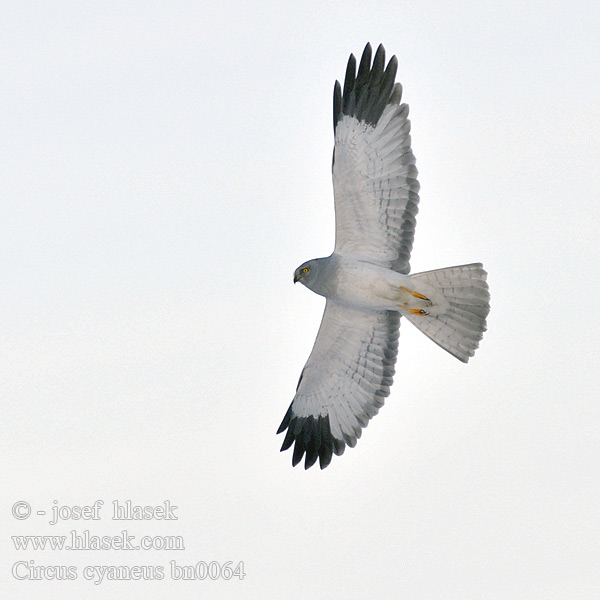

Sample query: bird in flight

[277,44,490,470]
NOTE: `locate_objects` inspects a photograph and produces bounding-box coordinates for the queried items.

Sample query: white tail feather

[405,263,490,362]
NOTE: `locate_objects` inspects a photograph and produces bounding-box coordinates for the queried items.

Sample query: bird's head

[293,260,315,285]
[293,257,331,296]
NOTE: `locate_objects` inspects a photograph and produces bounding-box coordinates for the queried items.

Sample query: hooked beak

[293,272,299,284]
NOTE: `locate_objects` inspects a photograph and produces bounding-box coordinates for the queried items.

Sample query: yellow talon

[400,305,430,316]
[399,286,430,301]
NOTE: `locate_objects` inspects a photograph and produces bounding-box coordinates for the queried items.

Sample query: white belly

[329,258,413,310]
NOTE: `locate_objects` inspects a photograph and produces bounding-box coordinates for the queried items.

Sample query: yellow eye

[302,267,309,274]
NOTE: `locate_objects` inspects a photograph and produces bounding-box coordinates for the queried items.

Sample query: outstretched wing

[277,301,400,469]
[332,43,420,274]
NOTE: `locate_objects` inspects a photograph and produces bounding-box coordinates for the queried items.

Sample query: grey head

[293,257,331,297]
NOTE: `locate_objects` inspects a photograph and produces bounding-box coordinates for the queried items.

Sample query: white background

[2,1,599,598]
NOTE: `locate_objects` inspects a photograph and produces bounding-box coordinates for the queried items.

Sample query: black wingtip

[292,440,305,467]
[276,401,293,435]
[343,53,356,99]
[333,80,342,131]
[356,43,372,87]
[277,410,340,470]
[334,43,400,131]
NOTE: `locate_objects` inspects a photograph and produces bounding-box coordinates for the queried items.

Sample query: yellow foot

[399,286,430,301]
[400,305,430,316]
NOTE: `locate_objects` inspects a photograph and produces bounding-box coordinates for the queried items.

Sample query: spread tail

[404,263,490,362]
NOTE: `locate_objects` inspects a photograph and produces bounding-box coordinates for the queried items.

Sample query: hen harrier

[277,44,490,469]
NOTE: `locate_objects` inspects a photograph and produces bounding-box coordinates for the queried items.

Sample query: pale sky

[2,1,599,598]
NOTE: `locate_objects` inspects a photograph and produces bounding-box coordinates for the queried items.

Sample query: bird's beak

[293,272,299,284]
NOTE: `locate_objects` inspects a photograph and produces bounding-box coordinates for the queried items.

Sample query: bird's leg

[399,286,430,301]
[400,306,430,316]
[398,286,431,315]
